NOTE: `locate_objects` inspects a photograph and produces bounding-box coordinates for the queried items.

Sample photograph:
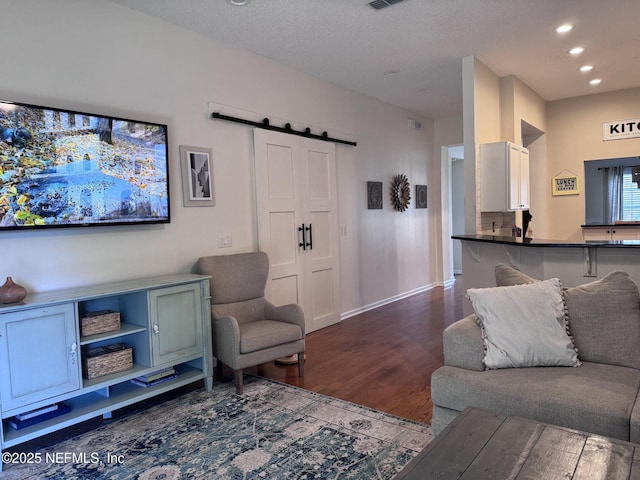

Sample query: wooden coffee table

[395,406,640,479]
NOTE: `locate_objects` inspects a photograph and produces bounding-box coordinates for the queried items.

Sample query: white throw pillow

[467,278,580,370]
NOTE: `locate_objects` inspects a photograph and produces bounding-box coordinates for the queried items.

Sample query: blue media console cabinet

[0,274,213,467]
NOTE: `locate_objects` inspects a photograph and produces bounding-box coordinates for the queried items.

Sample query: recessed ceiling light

[383,70,399,76]
[579,65,594,72]
[226,0,250,5]
[555,24,573,34]
[590,78,602,85]
[569,47,585,55]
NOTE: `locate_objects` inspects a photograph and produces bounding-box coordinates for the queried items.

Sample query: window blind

[622,167,640,220]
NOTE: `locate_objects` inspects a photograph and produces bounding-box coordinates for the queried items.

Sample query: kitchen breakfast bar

[453,234,640,317]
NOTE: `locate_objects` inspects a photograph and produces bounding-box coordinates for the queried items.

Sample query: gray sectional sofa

[431,266,640,442]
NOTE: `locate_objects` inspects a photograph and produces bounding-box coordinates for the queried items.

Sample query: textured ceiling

[107,0,640,120]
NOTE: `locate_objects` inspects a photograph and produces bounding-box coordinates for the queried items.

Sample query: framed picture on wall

[367,181,383,209]
[552,174,580,196]
[179,145,215,207]
[415,185,428,208]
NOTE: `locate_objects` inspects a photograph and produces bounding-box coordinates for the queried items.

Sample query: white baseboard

[340,282,438,321]
[441,276,456,288]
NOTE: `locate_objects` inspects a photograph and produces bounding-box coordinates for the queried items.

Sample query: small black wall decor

[416,185,428,208]
[367,181,383,209]
[391,174,411,212]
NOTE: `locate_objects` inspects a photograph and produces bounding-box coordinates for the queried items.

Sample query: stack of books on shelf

[130,367,177,388]
[7,403,71,430]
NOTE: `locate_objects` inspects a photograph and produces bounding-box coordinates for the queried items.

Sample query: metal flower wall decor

[391,174,411,212]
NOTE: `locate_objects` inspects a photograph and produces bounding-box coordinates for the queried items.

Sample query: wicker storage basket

[81,310,121,337]
[82,343,133,379]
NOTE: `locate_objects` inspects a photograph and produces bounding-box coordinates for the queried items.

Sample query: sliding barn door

[254,129,340,333]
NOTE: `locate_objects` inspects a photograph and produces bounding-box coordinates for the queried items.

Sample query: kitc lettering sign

[603,118,640,141]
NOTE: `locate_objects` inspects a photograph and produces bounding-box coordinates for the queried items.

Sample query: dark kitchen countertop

[581,223,640,227]
[451,234,640,248]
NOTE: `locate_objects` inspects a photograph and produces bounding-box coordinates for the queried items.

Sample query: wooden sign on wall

[603,118,640,141]
[552,175,580,196]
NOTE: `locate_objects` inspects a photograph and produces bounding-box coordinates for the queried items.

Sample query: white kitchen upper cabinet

[509,144,529,210]
[480,141,530,211]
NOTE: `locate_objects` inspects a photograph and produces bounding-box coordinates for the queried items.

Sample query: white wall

[546,87,640,240]
[464,57,551,237]
[2,0,449,316]
[463,56,502,233]
[434,116,464,283]
[466,57,640,242]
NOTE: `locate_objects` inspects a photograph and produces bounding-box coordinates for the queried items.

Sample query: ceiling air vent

[408,119,422,130]
[368,0,406,11]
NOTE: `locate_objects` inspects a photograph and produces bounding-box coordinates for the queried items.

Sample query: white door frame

[440,144,464,286]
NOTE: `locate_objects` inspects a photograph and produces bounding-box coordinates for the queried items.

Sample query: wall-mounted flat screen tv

[0,99,169,230]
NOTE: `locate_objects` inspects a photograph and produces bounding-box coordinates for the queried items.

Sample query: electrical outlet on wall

[217,233,233,248]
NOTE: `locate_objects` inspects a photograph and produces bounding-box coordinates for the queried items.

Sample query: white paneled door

[253,129,340,333]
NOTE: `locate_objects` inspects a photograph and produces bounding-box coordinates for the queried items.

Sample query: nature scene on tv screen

[0,101,169,229]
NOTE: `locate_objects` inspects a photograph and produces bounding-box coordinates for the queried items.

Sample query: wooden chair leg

[234,369,243,395]
[298,352,305,377]
[216,361,224,382]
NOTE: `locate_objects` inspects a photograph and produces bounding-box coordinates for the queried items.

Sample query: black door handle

[306,224,313,250]
[298,224,307,250]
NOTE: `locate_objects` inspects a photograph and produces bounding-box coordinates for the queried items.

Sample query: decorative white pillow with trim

[467,278,580,370]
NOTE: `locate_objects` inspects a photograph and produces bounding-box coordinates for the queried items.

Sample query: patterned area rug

[3,376,432,479]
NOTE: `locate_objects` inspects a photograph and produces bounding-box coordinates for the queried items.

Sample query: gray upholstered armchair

[196,252,305,394]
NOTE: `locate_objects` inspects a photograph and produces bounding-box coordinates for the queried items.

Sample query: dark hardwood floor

[12,276,463,453]
[247,275,465,425]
